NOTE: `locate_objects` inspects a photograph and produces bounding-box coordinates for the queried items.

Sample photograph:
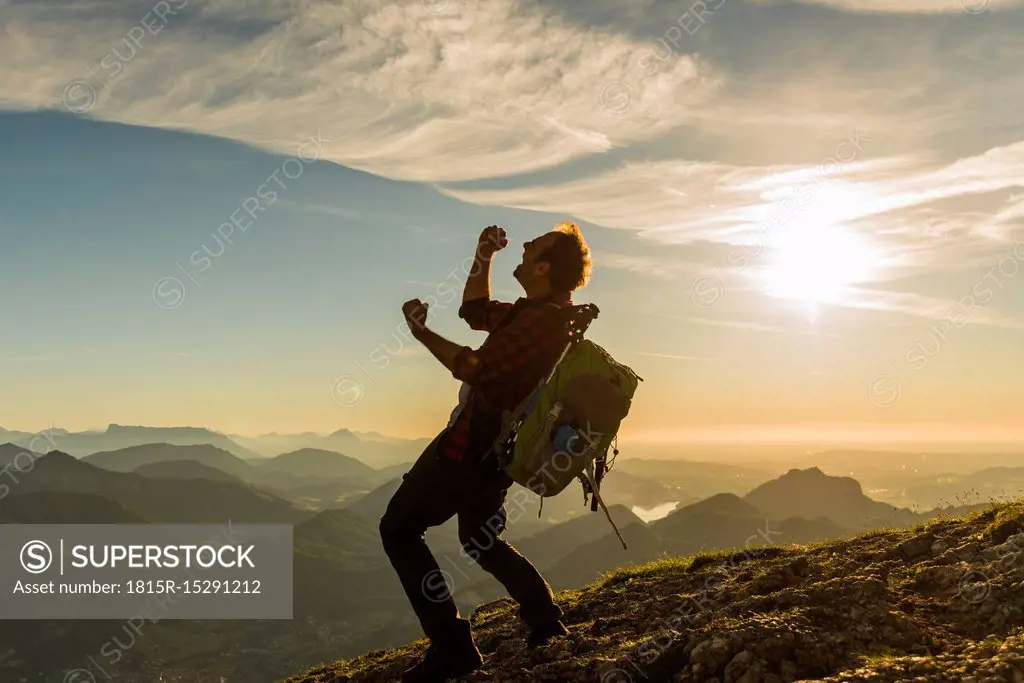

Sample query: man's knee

[459,506,505,549]
[379,514,409,553]
[460,528,509,567]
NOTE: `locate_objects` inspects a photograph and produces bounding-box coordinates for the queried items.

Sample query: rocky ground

[283,501,1024,683]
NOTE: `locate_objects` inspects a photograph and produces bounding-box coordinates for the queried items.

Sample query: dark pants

[379,430,563,646]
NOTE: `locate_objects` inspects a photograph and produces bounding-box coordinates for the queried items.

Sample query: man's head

[513,221,592,297]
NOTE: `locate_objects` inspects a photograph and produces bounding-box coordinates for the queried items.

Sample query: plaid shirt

[440,293,573,463]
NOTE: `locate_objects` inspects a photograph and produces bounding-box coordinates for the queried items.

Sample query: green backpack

[489,304,642,546]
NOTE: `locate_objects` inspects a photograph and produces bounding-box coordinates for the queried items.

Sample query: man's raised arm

[463,225,505,303]
[459,226,513,331]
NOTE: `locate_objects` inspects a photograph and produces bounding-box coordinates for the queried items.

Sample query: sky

[2,0,1024,444]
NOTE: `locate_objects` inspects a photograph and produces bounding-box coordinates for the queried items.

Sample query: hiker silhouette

[380,222,591,682]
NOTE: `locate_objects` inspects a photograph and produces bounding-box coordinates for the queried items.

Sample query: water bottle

[553,424,583,455]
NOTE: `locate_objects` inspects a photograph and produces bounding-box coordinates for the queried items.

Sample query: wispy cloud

[597,252,698,279]
[277,200,362,221]
[0,0,716,182]
[444,138,1024,294]
[3,0,1024,332]
[834,286,1024,329]
[643,311,841,337]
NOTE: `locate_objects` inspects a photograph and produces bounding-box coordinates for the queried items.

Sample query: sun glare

[754,181,881,308]
[760,223,877,305]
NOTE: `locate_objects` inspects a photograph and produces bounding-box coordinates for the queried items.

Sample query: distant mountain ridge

[133,459,244,483]
[12,424,261,460]
[514,504,645,571]
[76,443,399,511]
[809,449,1024,475]
[228,429,432,467]
[84,442,255,479]
[744,466,919,528]
[0,426,35,443]
[5,423,433,469]
[0,448,310,524]
[255,448,379,481]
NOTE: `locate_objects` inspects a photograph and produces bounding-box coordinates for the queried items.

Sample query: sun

[751,179,882,307]
[760,223,877,305]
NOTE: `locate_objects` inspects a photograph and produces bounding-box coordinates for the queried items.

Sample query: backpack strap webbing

[584,458,628,550]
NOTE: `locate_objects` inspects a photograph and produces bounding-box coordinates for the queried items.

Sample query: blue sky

[2,0,1024,442]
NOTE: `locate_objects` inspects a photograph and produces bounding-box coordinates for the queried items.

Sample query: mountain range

[1,424,430,468]
[0,438,1007,682]
[0,444,309,524]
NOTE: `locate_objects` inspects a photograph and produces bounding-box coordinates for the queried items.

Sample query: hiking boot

[401,642,483,682]
[526,620,569,648]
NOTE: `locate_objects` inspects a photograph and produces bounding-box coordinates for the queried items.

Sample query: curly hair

[539,221,592,293]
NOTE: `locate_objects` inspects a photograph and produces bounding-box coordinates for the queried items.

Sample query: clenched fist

[477,225,508,260]
[402,298,430,334]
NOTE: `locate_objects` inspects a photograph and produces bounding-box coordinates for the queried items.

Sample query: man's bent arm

[411,325,467,376]
[449,306,560,388]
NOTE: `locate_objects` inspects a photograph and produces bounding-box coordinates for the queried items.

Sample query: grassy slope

[284,500,1024,683]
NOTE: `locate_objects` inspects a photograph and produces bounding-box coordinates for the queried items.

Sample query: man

[380,221,593,682]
